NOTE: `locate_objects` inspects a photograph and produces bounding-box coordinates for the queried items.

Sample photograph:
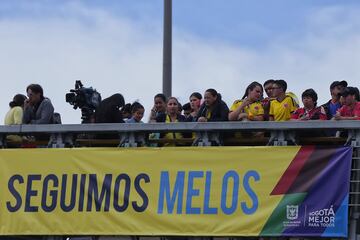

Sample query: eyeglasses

[265,88,274,91]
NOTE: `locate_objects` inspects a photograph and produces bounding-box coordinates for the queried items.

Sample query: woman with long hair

[197,88,229,122]
[156,97,188,146]
[229,82,264,121]
[188,92,202,121]
[149,93,167,122]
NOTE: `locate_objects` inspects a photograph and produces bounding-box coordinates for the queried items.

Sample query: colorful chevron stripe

[261,146,352,237]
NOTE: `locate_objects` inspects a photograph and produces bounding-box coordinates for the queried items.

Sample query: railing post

[193,131,221,146]
[49,133,73,148]
[349,130,360,240]
[119,132,139,147]
[270,130,287,146]
[269,130,297,146]
[0,134,5,148]
[49,133,64,148]
[194,131,211,146]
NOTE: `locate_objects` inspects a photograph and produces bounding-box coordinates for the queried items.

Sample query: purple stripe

[283,147,352,236]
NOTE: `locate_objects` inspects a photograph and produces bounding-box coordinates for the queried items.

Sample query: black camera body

[66,80,101,123]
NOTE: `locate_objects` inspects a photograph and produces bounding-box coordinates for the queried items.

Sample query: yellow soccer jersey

[164,115,183,146]
[230,100,264,119]
[269,96,298,121]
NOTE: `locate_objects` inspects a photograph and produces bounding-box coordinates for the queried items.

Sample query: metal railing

[0,120,359,147]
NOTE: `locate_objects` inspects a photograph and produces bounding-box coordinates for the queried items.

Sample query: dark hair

[95,93,125,123]
[354,87,360,101]
[26,84,44,97]
[131,102,144,113]
[182,102,191,111]
[242,81,263,100]
[341,87,360,101]
[9,94,27,108]
[274,79,287,92]
[302,88,318,106]
[108,94,125,108]
[178,102,183,112]
[154,93,166,103]
[330,80,347,90]
[263,79,275,87]
[121,103,132,115]
[166,96,179,104]
[205,88,218,97]
[190,92,202,100]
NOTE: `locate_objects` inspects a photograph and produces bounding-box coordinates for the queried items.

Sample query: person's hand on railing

[198,116,207,122]
[334,112,342,120]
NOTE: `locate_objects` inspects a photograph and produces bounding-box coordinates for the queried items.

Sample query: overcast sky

[1,0,359,123]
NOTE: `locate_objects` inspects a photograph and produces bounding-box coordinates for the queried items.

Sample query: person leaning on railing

[228,81,264,122]
[262,79,276,121]
[334,87,360,120]
[21,84,56,144]
[182,102,191,119]
[268,80,298,121]
[187,91,202,122]
[125,102,146,146]
[228,82,264,138]
[126,102,145,123]
[148,93,167,146]
[4,94,27,143]
[5,94,27,125]
[321,80,348,120]
[22,84,54,124]
[290,89,327,138]
[290,89,327,121]
[155,97,189,146]
[149,93,166,122]
[197,88,229,122]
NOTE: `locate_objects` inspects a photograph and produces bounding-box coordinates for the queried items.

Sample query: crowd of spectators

[3,80,360,143]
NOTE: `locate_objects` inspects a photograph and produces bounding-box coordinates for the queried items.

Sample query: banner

[0,146,352,236]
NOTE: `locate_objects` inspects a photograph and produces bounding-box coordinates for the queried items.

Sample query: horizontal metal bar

[0,121,358,134]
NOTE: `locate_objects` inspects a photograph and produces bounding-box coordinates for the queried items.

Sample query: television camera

[65,80,101,123]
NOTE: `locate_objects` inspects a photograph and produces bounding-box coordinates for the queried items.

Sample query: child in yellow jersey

[229,82,264,121]
[269,80,298,121]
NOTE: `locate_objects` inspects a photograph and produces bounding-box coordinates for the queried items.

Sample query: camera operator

[95,93,125,123]
[23,84,54,124]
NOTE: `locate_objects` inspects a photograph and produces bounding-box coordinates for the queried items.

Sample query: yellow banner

[0,147,300,235]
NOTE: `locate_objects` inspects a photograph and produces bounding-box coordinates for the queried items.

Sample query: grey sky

[0,1,359,123]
